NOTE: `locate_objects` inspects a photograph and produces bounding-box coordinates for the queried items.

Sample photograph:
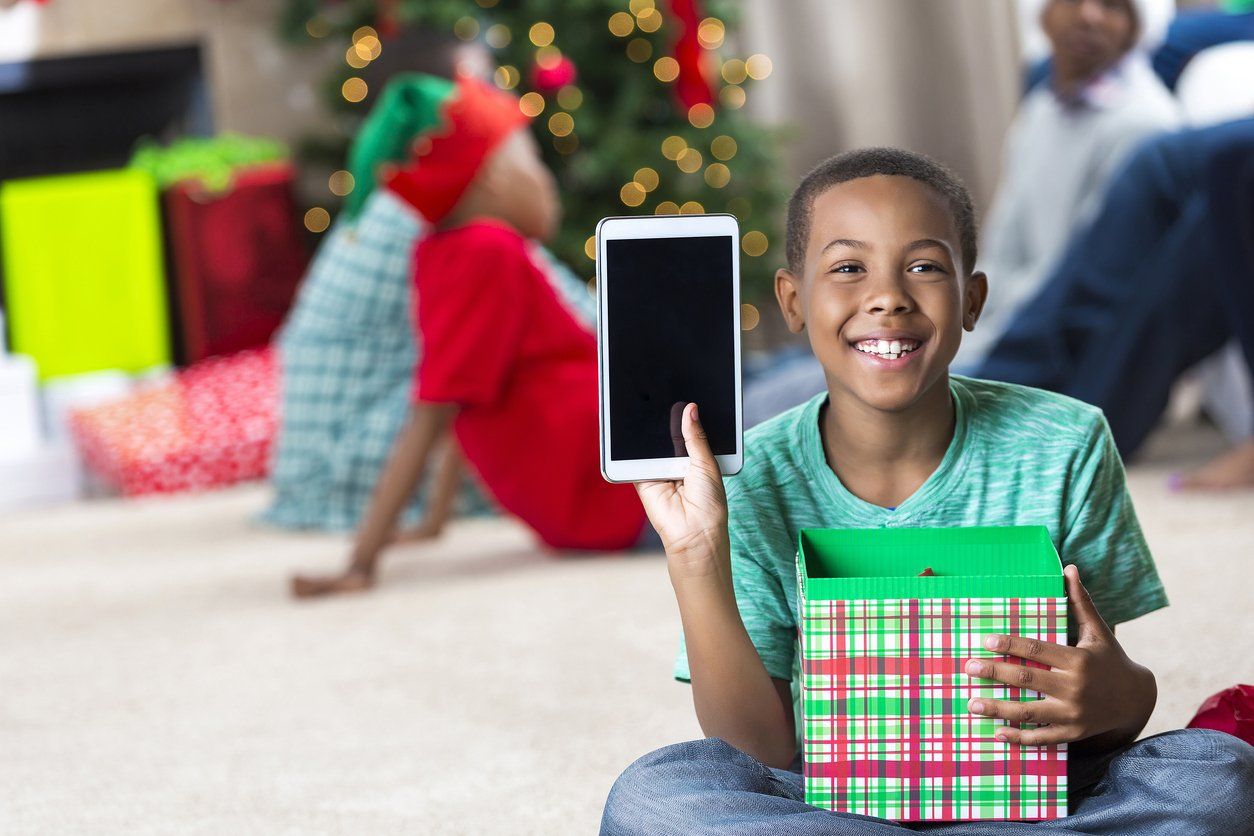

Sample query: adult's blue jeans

[601,730,1254,835]
[976,119,1254,457]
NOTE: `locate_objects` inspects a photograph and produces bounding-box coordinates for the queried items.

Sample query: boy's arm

[392,438,463,543]
[636,403,796,769]
[349,402,457,574]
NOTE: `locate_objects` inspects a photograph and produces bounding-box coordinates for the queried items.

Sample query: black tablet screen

[605,234,737,460]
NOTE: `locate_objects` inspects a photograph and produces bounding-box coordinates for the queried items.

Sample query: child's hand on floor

[634,403,731,582]
[965,564,1157,750]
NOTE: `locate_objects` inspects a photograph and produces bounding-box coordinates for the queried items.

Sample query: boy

[601,148,1253,833]
[291,74,650,598]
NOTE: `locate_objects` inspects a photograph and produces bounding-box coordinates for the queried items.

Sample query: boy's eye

[908,262,946,275]
[828,263,864,274]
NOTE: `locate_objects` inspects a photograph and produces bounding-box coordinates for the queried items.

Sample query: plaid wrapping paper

[801,596,1068,822]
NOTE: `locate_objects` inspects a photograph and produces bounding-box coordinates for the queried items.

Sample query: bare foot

[1171,439,1254,492]
[290,567,375,599]
[387,521,443,545]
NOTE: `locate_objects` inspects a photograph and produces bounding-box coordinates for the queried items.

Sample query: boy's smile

[776,174,986,415]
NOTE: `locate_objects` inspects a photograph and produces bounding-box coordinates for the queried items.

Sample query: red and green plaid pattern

[800,597,1067,821]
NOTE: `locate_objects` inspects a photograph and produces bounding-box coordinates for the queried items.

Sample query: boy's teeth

[855,338,919,359]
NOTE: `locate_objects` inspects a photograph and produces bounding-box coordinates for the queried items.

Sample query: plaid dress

[262,190,595,531]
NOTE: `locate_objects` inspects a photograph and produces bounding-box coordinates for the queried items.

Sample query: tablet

[596,213,743,483]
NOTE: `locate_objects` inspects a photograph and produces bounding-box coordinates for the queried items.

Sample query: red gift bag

[68,348,278,496]
[164,163,308,364]
[1188,684,1254,746]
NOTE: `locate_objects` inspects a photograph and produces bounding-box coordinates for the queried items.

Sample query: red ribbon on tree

[665,0,714,111]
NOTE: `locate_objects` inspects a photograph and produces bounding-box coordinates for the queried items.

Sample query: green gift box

[797,526,1067,822]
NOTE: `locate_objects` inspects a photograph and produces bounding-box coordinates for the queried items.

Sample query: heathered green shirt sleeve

[1059,413,1167,627]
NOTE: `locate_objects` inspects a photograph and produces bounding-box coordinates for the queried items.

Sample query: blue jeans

[600,731,1254,835]
[976,120,1254,457]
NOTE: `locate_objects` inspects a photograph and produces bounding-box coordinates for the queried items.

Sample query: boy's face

[1041,0,1136,80]
[775,175,986,414]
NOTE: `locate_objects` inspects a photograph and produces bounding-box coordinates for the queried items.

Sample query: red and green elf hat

[344,73,529,223]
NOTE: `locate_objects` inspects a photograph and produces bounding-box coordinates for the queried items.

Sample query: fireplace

[0,42,209,181]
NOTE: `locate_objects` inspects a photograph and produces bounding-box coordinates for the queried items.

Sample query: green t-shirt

[674,375,1167,737]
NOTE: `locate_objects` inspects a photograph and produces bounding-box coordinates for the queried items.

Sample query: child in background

[291,75,651,598]
[266,31,595,534]
[600,148,1254,833]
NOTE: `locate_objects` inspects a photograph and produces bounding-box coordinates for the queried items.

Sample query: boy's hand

[965,564,1156,748]
[634,403,731,582]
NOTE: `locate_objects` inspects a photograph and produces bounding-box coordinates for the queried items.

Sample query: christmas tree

[278,0,785,309]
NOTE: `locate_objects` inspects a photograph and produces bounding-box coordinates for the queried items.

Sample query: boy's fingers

[965,658,1066,697]
[682,403,719,474]
[1065,564,1113,642]
[968,696,1065,727]
[981,634,1074,669]
[995,724,1075,747]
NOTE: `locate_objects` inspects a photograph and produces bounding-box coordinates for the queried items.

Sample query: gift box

[67,348,277,496]
[0,169,170,380]
[797,526,1067,822]
[162,162,308,364]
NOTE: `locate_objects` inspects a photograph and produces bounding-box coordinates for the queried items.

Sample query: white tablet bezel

[596,213,744,484]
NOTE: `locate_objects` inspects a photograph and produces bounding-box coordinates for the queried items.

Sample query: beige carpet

[2,425,1251,834]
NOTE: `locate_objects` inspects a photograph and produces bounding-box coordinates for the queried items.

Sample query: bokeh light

[548,112,574,137]
[679,200,705,214]
[341,77,368,103]
[494,65,520,89]
[742,230,768,256]
[741,303,761,331]
[626,38,653,63]
[653,57,679,83]
[620,182,647,207]
[519,92,545,117]
[633,167,660,191]
[454,17,480,41]
[485,24,511,48]
[746,53,774,80]
[304,207,331,233]
[688,103,715,128]
[661,135,687,160]
[711,135,738,160]
[704,163,731,188]
[608,12,634,37]
[328,170,355,197]
[720,85,746,109]
[529,22,555,47]
[721,58,747,84]
[655,201,680,215]
[677,148,703,173]
[697,18,725,49]
[556,85,583,110]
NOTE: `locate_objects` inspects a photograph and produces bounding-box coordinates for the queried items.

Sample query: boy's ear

[775,267,805,333]
[963,271,989,331]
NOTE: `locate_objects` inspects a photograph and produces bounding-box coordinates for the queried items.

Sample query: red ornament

[530,55,577,94]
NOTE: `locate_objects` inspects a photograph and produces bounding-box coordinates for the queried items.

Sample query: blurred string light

[697,17,725,49]
[304,207,331,233]
[346,47,370,69]
[720,85,746,109]
[556,85,583,110]
[711,135,737,160]
[661,135,687,160]
[633,167,659,191]
[742,230,768,256]
[677,147,703,173]
[721,59,747,84]
[328,170,355,196]
[655,200,679,215]
[629,0,655,13]
[620,181,647,207]
[741,303,760,331]
[494,65,520,89]
[584,235,596,260]
[519,92,545,117]
[354,35,381,60]
[746,53,773,79]
[548,112,574,137]
[586,277,597,296]
[609,12,634,37]
[688,103,714,128]
[626,38,652,62]
[536,45,562,70]
[653,57,679,83]
[680,200,704,214]
[553,134,579,154]
[704,163,730,188]
[530,22,555,46]
[455,16,480,40]
[485,24,511,48]
[305,17,330,38]
[351,26,377,42]
[636,7,663,32]
[342,77,368,103]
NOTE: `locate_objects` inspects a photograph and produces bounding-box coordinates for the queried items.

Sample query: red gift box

[68,348,278,496]
[164,163,308,364]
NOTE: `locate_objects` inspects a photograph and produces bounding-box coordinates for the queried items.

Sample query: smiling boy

[601,148,1254,834]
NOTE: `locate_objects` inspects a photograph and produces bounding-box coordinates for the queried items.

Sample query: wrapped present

[0,169,170,380]
[162,162,309,364]
[67,348,277,496]
[797,526,1067,822]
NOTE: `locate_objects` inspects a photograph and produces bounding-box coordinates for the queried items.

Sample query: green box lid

[798,526,1063,600]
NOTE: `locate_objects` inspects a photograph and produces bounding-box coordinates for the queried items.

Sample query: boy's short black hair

[785,147,978,276]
